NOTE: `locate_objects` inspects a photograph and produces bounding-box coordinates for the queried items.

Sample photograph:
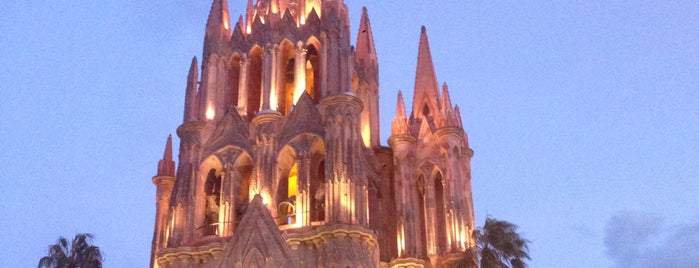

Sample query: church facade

[149,1,476,267]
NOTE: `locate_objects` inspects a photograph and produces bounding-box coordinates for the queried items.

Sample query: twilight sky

[1,1,697,267]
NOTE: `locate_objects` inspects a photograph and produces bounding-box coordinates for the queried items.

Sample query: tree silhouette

[475,217,530,268]
[38,233,103,268]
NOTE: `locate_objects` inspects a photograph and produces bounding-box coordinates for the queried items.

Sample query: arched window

[277,163,298,225]
[305,45,320,100]
[204,168,222,236]
[247,46,263,118]
[278,41,296,115]
[311,159,325,222]
[228,55,241,107]
[234,154,253,229]
[417,174,427,257]
[434,172,447,254]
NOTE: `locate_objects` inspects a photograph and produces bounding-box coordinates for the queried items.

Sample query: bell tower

[149,1,476,267]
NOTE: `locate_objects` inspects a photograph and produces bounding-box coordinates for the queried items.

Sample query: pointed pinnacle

[442,82,453,112]
[396,90,407,118]
[164,135,173,161]
[188,57,198,81]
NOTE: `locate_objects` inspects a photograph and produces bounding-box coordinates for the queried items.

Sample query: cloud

[604,211,699,268]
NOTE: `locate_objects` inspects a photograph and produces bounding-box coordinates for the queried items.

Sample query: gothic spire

[412,26,440,119]
[157,135,175,177]
[183,57,199,122]
[355,7,377,66]
[204,0,232,57]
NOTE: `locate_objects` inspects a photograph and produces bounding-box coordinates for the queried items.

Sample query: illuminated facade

[149,0,476,267]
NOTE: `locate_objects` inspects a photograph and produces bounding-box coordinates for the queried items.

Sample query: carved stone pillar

[294,45,307,103]
[388,134,417,258]
[295,150,311,226]
[251,112,283,205]
[261,45,274,110]
[237,56,249,116]
[321,93,367,225]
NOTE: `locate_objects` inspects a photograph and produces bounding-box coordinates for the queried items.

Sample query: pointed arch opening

[434,171,447,255]
[309,138,326,223]
[278,40,296,115]
[276,146,298,226]
[247,46,264,118]
[305,41,321,101]
[416,173,428,258]
[228,54,241,108]
[233,153,254,230]
[198,156,223,237]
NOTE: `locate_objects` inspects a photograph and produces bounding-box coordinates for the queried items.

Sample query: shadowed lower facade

[149,1,476,267]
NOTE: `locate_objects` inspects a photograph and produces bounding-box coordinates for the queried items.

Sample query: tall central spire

[412,26,440,119]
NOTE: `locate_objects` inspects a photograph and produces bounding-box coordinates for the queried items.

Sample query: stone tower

[149,1,476,267]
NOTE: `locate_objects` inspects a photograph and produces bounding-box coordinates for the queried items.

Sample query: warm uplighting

[270,85,279,111]
[224,20,229,30]
[361,123,371,147]
[397,224,406,256]
[288,164,298,198]
[261,192,270,205]
[305,1,321,19]
[206,106,215,120]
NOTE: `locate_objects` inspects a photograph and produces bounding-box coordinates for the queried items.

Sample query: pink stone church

[149,0,476,267]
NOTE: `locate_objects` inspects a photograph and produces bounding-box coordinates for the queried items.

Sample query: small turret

[150,135,176,268]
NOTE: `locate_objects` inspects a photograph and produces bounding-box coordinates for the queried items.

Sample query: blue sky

[1,1,697,267]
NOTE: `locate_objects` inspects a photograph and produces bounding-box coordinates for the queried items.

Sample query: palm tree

[475,217,530,268]
[38,233,103,268]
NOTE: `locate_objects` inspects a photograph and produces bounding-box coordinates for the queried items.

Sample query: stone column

[388,134,417,258]
[295,150,311,226]
[321,94,367,225]
[237,55,249,116]
[151,175,174,268]
[294,45,307,103]
[261,44,274,110]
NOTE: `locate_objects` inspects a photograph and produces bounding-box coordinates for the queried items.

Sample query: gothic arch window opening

[277,163,298,226]
[279,40,296,115]
[310,138,326,223]
[247,46,264,118]
[305,44,321,100]
[276,147,298,226]
[416,173,428,258]
[233,153,254,230]
[199,156,224,237]
[434,171,447,255]
[228,54,241,108]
